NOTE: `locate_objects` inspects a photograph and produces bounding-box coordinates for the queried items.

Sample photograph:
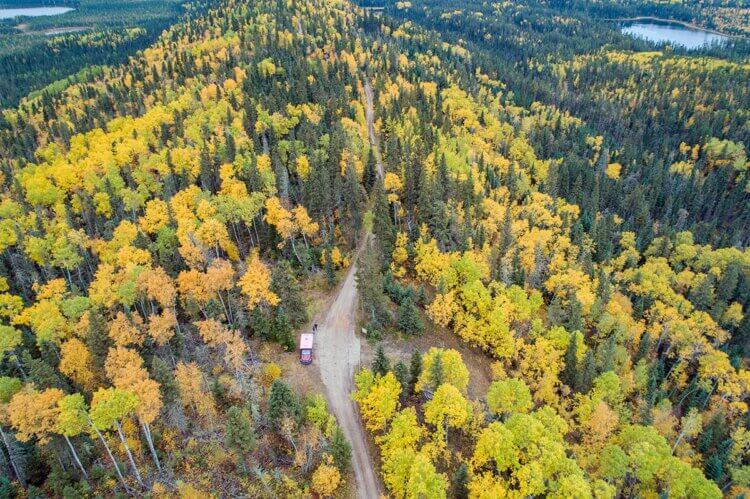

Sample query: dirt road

[315,254,381,499]
[311,76,383,498]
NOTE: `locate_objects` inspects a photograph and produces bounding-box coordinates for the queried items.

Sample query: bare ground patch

[360,325,493,400]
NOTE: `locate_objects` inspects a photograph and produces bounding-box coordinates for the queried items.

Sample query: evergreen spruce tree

[324,245,336,289]
[689,275,715,311]
[562,335,579,390]
[268,380,302,428]
[23,353,66,391]
[151,356,178,405]
[566,294,584,333]
[363,149,377,193]
[329,425,352,472]
[396,296,424,336]
[648,358,666,405]
[451,463,469,499]
[364,319,382,341]
[633,295,645,320]
[342,163,365,244]
[225,406,257,460]
[579,350,596,393]
[511,249,525,286]
[704,454,725,484]
[600,335,617,373]
[372,344,390,377]
[408,351,422,395]
[596,267,612,304]
[394,361,409,393]
[272,307,295,351]
[356,241,391,328]
[249,306,272,340]
[85,309,110,373]
[271,260,308,327]
[436,153,450,202]
[716,263,739,304]
[429,352,444,392]
[635,331,652,362]
[499,206,513,258]
[372,179,396,264]
[546,294,567,327]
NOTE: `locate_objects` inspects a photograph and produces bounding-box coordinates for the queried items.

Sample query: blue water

[0,7,74,19]
[622,21,728,50]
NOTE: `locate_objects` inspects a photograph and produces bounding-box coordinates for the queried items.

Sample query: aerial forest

[0,0,747,497]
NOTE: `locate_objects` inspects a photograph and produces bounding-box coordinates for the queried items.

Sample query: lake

[0,6,74,20]
[622,20,728,50]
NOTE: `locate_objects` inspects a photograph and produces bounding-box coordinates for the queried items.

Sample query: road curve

[315,254,381,499]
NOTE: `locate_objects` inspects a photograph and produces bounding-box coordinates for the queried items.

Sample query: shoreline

[603,16,739,39]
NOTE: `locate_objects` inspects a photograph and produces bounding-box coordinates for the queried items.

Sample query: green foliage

[451,463,469,499]
[272,307,295,352]
[372,344,390,377]
[329,425,352,472]
[0,377,22,404]
[270,260,308,327]
[90,388,137,430]
[225,406,257,454]
[393,361,409,393]
[356,241,392,328]
[397,296,424,336]
[249,307,272,341]
[408,351,422,396]
[57,394,89,437]
[268,380,302,428]
[486,379,533,417]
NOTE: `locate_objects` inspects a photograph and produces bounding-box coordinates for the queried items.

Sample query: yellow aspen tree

[0,377,23,483]
[138,199,171,235]
[391,232,409,278]
[8,386,63,443]
[311,455,341,497]
[239,251,279,310]
[59,338,97,391]
[108,311,145,347]
[90,387,143,487]
[353,370,401,432]
[147,309,176,346]
[195,319,248,374]
[416,348,470,394]
[177,268,212,313]
[175,362,217,426]
[292,204,318,247]
[56,393,90,479]
[136,265,177,310]
[104,346,164,470]
[427,291,458,327]
[0,325,23,375]
[423,383,472,447]
[204,259,236,323]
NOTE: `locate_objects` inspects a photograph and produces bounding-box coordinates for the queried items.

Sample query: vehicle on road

[299,333,314,365]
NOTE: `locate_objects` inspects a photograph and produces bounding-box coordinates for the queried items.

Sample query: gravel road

[315,255,381,499]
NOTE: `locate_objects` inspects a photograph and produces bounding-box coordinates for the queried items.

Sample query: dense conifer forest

[0,0,747,497]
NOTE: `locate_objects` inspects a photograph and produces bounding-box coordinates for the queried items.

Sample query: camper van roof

[300,333,314,349]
